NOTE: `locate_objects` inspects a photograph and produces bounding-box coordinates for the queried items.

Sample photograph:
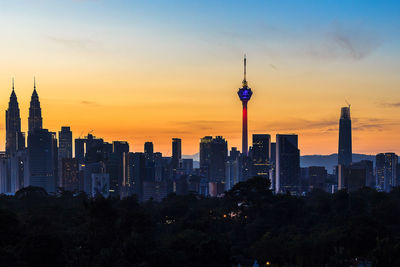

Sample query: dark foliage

[0,176,399,266]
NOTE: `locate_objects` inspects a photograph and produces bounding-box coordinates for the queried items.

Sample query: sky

[0,0,399,156]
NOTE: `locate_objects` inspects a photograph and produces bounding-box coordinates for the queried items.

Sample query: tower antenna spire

[242,54,248,87]
[244,54,247,82]
[12,77,14,91]
[34,76,36,90]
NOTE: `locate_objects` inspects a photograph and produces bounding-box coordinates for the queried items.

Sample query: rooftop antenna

[242,54,248,87]
[244,54,246,81]
[12,77,14,91]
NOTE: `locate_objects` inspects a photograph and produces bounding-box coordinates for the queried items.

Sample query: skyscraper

[237,55,253,156]
[6,79,24,156]
[376,153,398,192]
[276,134,300,194]
[75,138,86,164]
[27,129,57,193]
[252,134,271,178]
[172,138,182,170]
[61,158,79,192]
[144,142,154,161]
[28,78,43,132]
[199,136,228,182]
[338,106,352,166]
[111,141,129,196]
[58,127,73,160]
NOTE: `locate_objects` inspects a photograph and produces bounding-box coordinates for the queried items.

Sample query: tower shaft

[237,55,252,155]
[242,101,248,156]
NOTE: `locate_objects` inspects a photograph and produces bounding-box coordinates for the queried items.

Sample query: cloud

[256,118,337,132]
[46,36,102,51]
[303,23,381,61]
[172,120,236,132]
[379,101,400,108]
[81,100,101,106]
[254,116,398,134]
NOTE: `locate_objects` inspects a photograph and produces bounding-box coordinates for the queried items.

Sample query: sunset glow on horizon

[1,0,400,156]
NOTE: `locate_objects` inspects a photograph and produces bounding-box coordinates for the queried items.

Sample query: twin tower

[6,78,43,156]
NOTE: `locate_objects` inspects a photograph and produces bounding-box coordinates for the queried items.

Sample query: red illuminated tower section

[237,55,253,155]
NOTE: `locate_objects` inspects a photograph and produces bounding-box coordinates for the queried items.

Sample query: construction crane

[345,100,351,108]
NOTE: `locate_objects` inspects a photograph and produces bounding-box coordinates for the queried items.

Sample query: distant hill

[301,153,376,173]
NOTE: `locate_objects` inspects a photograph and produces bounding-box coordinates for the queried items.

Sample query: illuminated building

[376,153,398,192]
[252,134,271,179]
[237,55,253,155]
[61,158,79,192]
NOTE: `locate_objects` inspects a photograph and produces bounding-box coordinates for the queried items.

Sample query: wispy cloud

[46,36,102,51]
[172,120,236,132]
[81,100,101,106]
[256,118,337,132]
[378,101,400,108]
[303,23,382,61]
[255,116,397,134]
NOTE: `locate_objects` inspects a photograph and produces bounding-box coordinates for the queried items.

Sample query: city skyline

[1,0,400,156]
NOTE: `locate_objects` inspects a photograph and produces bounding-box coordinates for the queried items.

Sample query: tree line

[0,176,399,266]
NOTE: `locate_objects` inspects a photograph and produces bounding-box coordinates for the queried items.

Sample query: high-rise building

[237,55,253,156]
[338,164,366,192]
[199,136,228,182]
[276,134,300,194]
[200,136,213,176]
[252,134,271,178]
[85,134,105,163]
[0,153,8,194]
[6,79,24,156]
[61,158,79,192]
[58,127,72,160]
[172,138,182,170]
[10,150,28,193]
[75,138,86,164]
[225,147,241,190]
[111,141,129,196]
[144,142,154,162]
[307,166,327,191]
[338,106,352,166]
[58,127,73,187]
[28,78,43,132]
[376,153,398,192]
[133,152,146,201]
[269,142,276,189]
[352,160,374,188]
[91,173,110,198]
[26,129,57,193]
